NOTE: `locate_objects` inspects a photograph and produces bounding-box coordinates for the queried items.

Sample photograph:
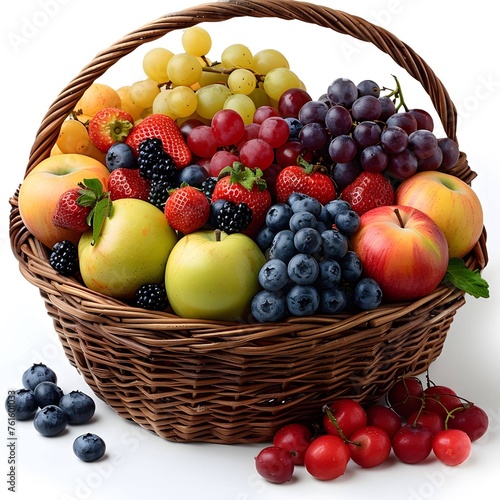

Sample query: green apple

[165,230,266,322]
[78,198,178,299]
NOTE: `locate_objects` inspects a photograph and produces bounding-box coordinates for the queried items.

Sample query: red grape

[239,138,274,170]
[187,125,218,158]
[278,88,312,118]
[253,105,280,124]
[258,116,290,148]
[211,109,245,146]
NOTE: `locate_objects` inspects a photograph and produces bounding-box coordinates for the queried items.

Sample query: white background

[1,1,499,499]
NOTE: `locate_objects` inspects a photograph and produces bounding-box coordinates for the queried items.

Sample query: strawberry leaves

[218,161,267,192]
[444,258,489,298]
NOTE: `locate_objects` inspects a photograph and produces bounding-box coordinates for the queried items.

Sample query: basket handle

[27,0,459,176]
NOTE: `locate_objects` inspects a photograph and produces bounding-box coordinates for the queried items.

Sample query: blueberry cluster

[5,363,105,462]
[251,194,383,322]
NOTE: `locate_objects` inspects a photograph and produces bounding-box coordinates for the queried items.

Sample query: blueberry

[5,389,38,420]
[59,390,96,425]
[291,196,323,217]
[354,278,383,310]
[318,205,333,227]
[255,226,276,253]
[258,259,289,291]
[315,221,328,234]
[324,199,351,221]
[105,142,137,171]
[289,211,317,231]
[287,254,319,285]
[319,286,348,314]
[284,117,303,138]
[209,199,227,228]
[177,164,209,187]
[335,209,361,235]
[287,192,308,206]
[339,251,363,283]
[33,381,64,408]
[73,433,106,462]
[293,227,322,254]
[33,405,67,437]
[315,259,342,289]
[251,290,288,322]
[22,363,57,391]
[321,229,348,259]
[286,285,320,316]
[266,203,293,232]
[269,230,296,264]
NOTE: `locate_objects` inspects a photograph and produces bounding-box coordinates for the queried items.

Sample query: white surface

[1,1,498,499]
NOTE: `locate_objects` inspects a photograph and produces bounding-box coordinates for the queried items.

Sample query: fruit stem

[215,228,222,242]
[322,404,357,446]
[382,75,408,112]
[394,208,405,228]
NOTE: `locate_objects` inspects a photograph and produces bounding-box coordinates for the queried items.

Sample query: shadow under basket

[9,0,488,443]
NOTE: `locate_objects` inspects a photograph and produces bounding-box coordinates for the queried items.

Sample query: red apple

[350,205,449,302]
[18,154,110,249]
[395,171,483,258]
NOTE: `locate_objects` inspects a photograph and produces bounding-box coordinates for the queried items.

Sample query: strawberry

[275,158,336,205]
[108,168,151,201]
[340,171,395,216]
[88,107,134,153]
[52,188,92,233]
[164,186,210,234]
[211,162,272,237]
[126,114,192,167]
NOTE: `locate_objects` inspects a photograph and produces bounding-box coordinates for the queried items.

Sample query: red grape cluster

[255,376,488,483]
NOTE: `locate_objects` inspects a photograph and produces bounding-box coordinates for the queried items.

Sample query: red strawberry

[126,114,192,167]
[108,168,151,201]
[52,187,92,232]
[164,186,210,234]
[275,159,336,205]
[88,107,134,153]
[340,172,395,216]
[211,162,272,237]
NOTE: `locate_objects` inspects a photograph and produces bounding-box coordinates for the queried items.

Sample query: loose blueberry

[290,196,323,217]
[59,390,96,425]
[269,230,296,264]
[339,251,363,283]
[5,389,38,421]
[177,164,209,187]
[315,259,342,289]
[286,285,320,316]
[22,363,57,391]
[105,142,137,171]
[293,227,322,254]
[321,229,348,259]
[284,117,303,138]
[354,278,383,310]
[255,226,276,253]
[288,254,319,285]
[209,199,227,228]
[73,433,106,462]
[258,259,289,291]
[251,290,288,323]
[33,381,64,408]
[266,203,293,232]
[319,286,348,314]
[324,199,351,221]
[335,209,361,235]
[33,405,67,437]
[286,192,308,206]
[289,211,317,232]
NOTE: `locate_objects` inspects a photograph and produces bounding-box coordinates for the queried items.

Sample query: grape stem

[381,75,409,112]
[322,404,359,446]
[201,64,265,84]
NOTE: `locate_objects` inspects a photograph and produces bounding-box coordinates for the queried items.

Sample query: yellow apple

[165,230,266,322]
[18,154,110,249]
[395,171,483,258]
[78,198,178,300]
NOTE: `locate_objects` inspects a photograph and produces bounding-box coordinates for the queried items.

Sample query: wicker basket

[9,0,488,444]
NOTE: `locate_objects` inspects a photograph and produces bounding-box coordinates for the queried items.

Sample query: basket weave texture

[9,0,488,443]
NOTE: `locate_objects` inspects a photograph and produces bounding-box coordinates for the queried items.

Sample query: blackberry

[148,179,172,211]
[137,138,177,183]
[217,201,253,234]
[134,284,167,311]
[200,176,218,201]
[49,240,79,276]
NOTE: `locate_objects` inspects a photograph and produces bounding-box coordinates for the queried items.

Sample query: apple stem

[215,228,221,242]
[394,208,405,228]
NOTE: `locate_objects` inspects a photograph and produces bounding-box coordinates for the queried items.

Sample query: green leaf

[87,196,113,246]
[444,258,489,298]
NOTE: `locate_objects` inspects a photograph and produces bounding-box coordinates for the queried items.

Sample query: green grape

[253,49,289,75]
[167,53,203,86]
[130,78,160,108]
[168,86,198,117]
[221,43,254,70]
[198,63,229,87]
[263,68,302,101]
[152,89,177,118]
[223,94,256,125]
[227,68,257,95]
[249,87,271,108]
[196,84,231,119]
[182,26,212,57]
[142,47,174,83]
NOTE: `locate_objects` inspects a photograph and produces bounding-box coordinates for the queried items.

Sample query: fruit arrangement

[16,26,488,324]
[255,374,489,483]
[5,363,105,462]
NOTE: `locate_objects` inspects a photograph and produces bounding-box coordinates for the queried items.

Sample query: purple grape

[417,146,443,171]
[328,135,358,163]
[360,144,388,173]
[381,125,409,154]
[351,95,382,121]
[357,79,380,97]
[325,105,352,136]
[299,122,329,151]
[408,129,438,159]
[327,78,358,107]
[298,100,329,124]
[379,96,397,121]
[386,112,418,134]
[333,160,362,191]
[386,148,418,179]
[438,137,460,171]
[353,121,381,148]
[408,108,434,131]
